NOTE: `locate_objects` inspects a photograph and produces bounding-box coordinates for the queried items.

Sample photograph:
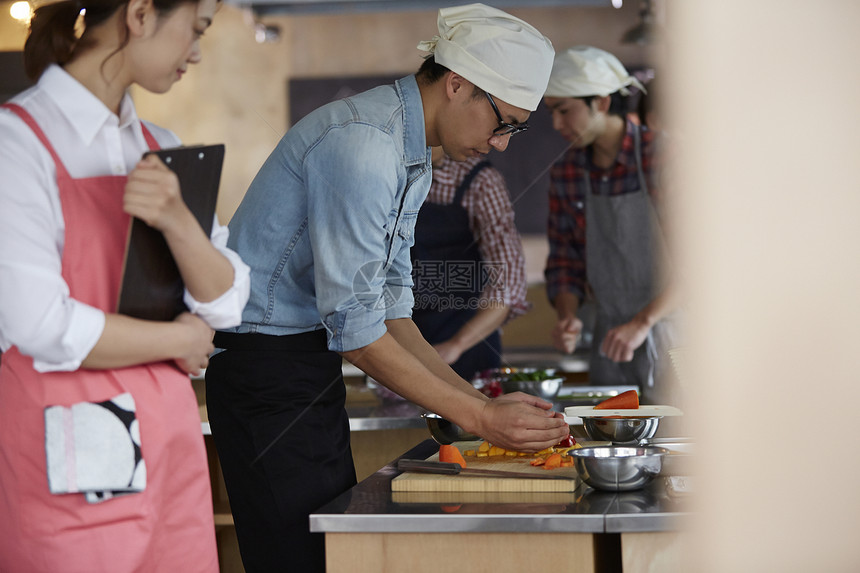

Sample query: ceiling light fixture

[10,1,32,23]
[254,22,281,43]
[240,7,280,44]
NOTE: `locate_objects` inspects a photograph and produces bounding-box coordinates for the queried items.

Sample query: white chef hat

[417,3,554,112]
[544,46,646,98]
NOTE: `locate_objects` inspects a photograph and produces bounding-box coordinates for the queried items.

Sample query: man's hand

[601,318,650,362]
[473,393,569,452]
[551,315,583,354]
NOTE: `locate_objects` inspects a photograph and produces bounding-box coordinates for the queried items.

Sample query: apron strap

[452,160,491,205]
[2,103,162,176]
[139,122,160,151]
[2,103,71,179]
[632,124,661,389]
[632,123,650,200]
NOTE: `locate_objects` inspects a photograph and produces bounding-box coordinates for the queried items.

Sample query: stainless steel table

[312,440,692,573]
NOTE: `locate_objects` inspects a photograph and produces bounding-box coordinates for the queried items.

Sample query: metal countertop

[310,439,691,534]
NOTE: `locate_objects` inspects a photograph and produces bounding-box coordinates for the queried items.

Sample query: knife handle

[397,459,462,475]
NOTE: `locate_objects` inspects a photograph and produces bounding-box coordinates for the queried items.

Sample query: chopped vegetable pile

[447,436,581,471]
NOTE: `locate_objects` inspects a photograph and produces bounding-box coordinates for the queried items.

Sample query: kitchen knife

[396,459,574,480]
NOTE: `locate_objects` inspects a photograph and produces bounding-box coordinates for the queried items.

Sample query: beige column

[670,1,860,571]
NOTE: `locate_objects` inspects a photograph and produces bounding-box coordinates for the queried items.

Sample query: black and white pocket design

[44,392,145,504]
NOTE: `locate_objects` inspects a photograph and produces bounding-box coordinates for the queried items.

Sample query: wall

[0,0,645,247]
[131,2,647,223]
[0,1,647,350]
[0,1,28,49]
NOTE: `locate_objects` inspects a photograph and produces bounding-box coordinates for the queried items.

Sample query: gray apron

[583,124,681,404]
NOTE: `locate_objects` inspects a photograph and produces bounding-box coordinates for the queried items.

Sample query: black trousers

[205,331,357,573]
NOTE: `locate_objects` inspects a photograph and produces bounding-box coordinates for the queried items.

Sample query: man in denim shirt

[206,5,568,571]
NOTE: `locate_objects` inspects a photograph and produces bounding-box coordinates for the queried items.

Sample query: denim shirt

[225,74,432,352]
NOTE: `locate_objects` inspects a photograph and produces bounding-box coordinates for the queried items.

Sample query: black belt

[213,330,329,352]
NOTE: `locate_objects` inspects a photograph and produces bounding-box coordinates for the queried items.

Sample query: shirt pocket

[385,209,419,269]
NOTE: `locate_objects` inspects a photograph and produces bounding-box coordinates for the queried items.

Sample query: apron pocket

[44,392,146,504]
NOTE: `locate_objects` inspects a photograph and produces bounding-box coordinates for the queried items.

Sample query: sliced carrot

[594,389,639,410]
[530,458,546,467]
[439,444,467,468]
[488,445,506,457]
[543,453,562,470]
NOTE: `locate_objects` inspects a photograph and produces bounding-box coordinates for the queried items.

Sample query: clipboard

[116,144,225,321]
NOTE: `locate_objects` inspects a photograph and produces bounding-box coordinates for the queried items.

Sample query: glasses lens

[486,93,528,137]
[494,123,529,136]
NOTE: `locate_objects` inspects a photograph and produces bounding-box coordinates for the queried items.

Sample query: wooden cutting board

[391,490,578,505]
[391,441,580,493]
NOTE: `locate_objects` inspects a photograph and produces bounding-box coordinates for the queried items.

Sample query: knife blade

[396,459,574,480]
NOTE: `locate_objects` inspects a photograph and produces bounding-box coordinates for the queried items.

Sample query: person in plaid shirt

[542,46,683,403]
[411,146,529,381]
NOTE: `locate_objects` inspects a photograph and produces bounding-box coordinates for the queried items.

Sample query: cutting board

[391,490,577,505]
[391,441,579,493]
[564,405,684,419]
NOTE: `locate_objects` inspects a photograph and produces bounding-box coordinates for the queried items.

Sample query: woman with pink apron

[0,0,249,570]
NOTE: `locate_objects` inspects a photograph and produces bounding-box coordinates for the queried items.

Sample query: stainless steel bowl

[422,413,479,445]
[582,416,659,445]
[500,377,564,401]
[571,446,668,492]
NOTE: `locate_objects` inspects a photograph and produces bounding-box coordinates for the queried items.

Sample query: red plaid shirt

[545,120,664,304]
[426,155,530,321]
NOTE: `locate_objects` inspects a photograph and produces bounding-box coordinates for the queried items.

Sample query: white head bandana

[417,3,554,112]
[544,46,646,98]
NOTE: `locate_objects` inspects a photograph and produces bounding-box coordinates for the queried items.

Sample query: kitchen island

[195,353,652,572]
[311,439,692,573]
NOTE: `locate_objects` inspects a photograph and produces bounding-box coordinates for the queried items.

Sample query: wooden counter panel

[621,531,687,573]
[325,532,595,573]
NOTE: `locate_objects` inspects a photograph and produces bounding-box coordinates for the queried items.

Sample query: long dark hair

[24,0,198,81]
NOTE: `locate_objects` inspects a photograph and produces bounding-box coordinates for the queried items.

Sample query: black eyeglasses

[485,92,529,137]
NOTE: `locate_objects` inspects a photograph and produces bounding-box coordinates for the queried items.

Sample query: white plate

[563,405,684,420]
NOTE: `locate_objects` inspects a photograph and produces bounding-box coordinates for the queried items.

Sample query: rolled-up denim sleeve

[383,212,416,321]
[304,124,402,352]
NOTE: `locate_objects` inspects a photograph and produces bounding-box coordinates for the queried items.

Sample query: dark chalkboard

[0,52,32,103]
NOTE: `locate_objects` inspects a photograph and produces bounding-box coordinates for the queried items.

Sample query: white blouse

[0,65,250,372]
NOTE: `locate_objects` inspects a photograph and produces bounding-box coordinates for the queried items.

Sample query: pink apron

[0,104,218,572]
